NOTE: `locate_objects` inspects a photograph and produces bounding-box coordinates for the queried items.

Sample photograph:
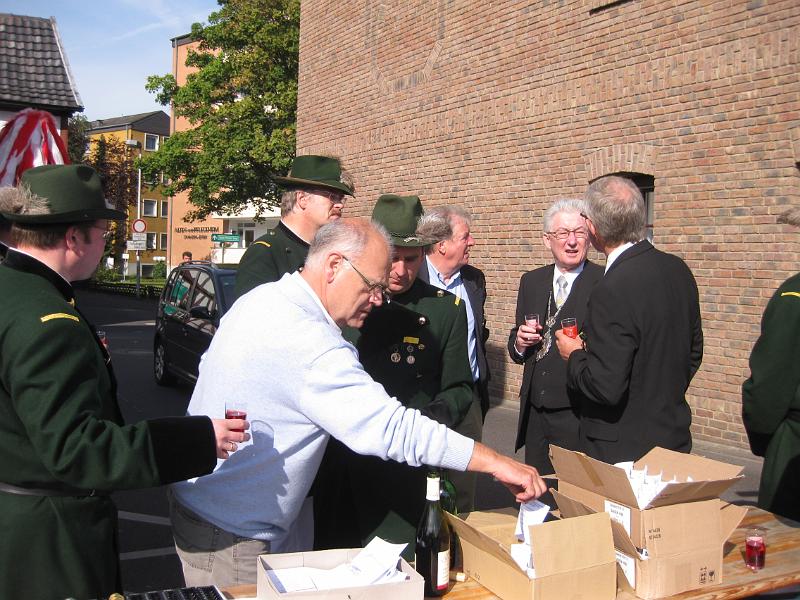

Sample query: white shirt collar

[426,256,461,287]
[552,261,585,296]
[605,242,636,273]
[292,272,339,329]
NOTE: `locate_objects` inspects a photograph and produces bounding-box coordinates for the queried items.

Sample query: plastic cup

[225,401,248,433]
[561,317,578,338]
[744,527,766,571]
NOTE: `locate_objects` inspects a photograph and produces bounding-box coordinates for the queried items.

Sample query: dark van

[154,261,236,385]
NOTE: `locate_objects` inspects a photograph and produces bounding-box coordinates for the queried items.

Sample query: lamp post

[125,138,142,295]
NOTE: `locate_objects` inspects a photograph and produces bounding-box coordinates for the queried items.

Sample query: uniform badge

[436,290,445,297]
[418,317,427,325]
[418,343,425,351]
[406,344,415,353]
[406,355,416,365]
[391,352,401,363]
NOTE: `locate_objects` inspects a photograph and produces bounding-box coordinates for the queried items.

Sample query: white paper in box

[256,548,423,600]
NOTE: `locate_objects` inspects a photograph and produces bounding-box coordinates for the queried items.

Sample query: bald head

[302,218,393,328]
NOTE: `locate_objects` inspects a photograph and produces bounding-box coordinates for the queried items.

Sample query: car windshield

[218,273,237,312]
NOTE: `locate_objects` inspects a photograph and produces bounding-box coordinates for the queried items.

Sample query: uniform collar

[278,220,311,248]
[2,248,75,303]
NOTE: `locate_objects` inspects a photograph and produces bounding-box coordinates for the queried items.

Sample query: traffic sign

[131,219,147,233]
[131,232,147,241]
[126,240,147,251]
[211,233,241,243]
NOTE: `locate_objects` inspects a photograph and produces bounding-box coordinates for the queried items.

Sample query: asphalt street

[74,287,766,595]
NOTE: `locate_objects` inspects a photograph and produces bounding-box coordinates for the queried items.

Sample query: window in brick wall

[160,233,168,250]
[146,233,157,250]
[161,200,169,218]
[142,199,158,217]
[611,172,655,242]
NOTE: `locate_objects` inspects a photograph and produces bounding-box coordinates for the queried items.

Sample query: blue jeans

[167,490,271,588]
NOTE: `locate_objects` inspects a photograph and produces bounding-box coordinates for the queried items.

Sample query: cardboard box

[256,548,424,600]
[446,508,617,600]
[550,446,748,599]
[550,445,744,552]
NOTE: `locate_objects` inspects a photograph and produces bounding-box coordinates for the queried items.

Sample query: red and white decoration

[0,108,70,187]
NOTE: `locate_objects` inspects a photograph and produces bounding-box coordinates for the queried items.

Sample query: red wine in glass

[745,535,766,570]
[225,408,247,433]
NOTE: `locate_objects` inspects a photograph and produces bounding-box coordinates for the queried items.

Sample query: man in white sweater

[169,218,545,587]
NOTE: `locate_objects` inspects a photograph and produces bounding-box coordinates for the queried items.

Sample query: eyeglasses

[546,227,589,241]
[342,255,389,302]
[89,225,114,240]
[314,189,346,204]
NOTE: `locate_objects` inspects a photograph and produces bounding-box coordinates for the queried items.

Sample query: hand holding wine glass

[515,313,542,353]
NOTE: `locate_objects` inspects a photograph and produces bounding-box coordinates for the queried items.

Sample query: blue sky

[4,0,220,121]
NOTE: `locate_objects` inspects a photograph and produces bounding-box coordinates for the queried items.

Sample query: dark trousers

[524,404,581,507]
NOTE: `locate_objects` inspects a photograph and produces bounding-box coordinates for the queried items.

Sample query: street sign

[131,219,147,234]
[126,240,147,251]
[211,233,241,243]
[131,232,147,241]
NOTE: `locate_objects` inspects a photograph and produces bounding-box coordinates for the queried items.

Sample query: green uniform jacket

[234,221,309,299]
[742,272,800,521]
[343,279,472,554]
[0,250,218,600]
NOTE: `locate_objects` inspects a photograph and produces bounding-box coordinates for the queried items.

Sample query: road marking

[120,547,176,561]
[118,511,171,526]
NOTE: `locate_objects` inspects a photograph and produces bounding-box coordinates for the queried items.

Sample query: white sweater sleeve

[297,341,474,472]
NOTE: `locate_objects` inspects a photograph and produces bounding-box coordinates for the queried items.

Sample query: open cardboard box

[256,548,424,600]
[550,445,745,552]
[446,508,617,600]
[550,446,748,599]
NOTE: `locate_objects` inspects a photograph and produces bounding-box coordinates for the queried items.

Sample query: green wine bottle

[415,472,451,596]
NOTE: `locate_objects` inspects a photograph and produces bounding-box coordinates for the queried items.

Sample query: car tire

[154,338,175,386]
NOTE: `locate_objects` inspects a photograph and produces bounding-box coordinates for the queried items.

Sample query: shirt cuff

[441,429,475,471]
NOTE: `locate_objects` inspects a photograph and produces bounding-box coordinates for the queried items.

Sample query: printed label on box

[604,500,632,536]
[615,550,636,588]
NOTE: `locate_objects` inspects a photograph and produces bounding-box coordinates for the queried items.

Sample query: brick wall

[296,0,800,449]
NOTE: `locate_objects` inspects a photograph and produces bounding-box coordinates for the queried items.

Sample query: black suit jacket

[566,241,703,464]
[419,260,492,416]
[508,261,603,451]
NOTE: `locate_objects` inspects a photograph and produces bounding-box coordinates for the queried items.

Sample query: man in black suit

[556,175,703,464]
[509,199,603,492]
[416,205,489,512]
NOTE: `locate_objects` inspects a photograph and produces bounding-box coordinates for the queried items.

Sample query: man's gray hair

[778,207,800,228]
[543,198,588,232]
[305,218,391,270]
[585,175,646,246]
[416,205,472,252]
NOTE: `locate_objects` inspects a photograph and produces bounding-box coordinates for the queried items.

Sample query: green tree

[85,135,138,269]
[66,114,90,163]
[142,0,300,221]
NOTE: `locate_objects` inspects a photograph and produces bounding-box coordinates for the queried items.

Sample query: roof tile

[0,13,82,111]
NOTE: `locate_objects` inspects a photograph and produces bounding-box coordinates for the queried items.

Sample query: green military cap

[273,155,354,196]
[3,164,126,224]
[372,194,430,247]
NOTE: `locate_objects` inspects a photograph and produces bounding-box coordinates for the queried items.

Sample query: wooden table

[222,507,800,600]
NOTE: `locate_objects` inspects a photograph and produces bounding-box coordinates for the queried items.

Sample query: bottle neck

[426,476,440,501]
